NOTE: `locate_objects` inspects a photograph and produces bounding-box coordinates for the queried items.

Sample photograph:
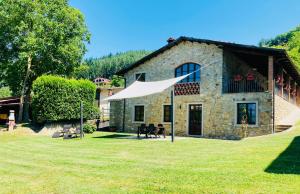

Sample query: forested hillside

[73,50,151,80]
[259,26,300,70]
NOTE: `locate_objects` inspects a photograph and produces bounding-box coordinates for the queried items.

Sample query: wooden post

[297,85,300,107]
[98,88,101,109]
[281,68,284,97]
[171,90,174,142]
[122,78,127,132]
[268,56,274,134]
[268,56,274,92]
[295,83,298,105]
[288,77,291,102]
[80,101,83,139]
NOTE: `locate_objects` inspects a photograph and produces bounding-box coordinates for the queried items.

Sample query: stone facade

[110,100,124,130]
[274,95,300,125]
[110,41,275,139]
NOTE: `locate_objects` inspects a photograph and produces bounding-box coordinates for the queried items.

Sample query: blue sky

[70,0,300,58]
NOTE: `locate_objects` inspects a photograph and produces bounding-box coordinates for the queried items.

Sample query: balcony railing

[174,82,200,96]
[223,79,267,93]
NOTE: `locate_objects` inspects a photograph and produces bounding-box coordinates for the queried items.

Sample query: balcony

[223,79,267,93]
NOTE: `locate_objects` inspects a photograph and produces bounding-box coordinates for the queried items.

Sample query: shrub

[0,87,12,98]
[83,124,96,134]
[32,75,99,123]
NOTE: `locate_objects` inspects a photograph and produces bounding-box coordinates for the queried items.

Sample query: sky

[70,0,300,58]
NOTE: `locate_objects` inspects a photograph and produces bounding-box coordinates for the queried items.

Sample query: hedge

[32,75,99,123]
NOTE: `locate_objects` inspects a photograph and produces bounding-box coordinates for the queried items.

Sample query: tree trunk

[18,56,32,122]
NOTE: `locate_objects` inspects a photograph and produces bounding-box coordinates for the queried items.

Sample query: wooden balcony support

[268,56,274,92]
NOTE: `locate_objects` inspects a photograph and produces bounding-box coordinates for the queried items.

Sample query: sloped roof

[117,37,299,83]
[0,96,20,106]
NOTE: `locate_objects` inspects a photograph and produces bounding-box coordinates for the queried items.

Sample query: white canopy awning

[103,73,191,101]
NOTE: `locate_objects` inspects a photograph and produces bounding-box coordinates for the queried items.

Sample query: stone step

[275,125,292,133]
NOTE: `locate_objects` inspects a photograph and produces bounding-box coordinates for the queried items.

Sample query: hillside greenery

[259,26,300,70]
[73,50,151,81]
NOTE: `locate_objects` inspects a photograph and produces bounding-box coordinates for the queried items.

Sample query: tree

[73,50,151,80]
[259,25,300,70]
[0,0,90,122]
[110,75,125,87]
[73,64,92,80]
[0,87,12,98]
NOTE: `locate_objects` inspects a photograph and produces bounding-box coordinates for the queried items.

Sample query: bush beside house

[32,75,99,124]
[83,124,96,133]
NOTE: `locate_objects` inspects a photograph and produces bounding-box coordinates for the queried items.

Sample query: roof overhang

[117,37,299,84]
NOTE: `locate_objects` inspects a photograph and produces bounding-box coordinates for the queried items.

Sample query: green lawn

[0,125,300,194]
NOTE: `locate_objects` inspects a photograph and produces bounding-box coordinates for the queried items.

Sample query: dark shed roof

[0,96,20,105]
[117,36,300,83]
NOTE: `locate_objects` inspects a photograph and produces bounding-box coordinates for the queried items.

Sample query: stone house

[93,77,123,121]
[110,37,300,139]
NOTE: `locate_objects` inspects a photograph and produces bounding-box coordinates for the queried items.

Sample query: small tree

[240,105,248,137]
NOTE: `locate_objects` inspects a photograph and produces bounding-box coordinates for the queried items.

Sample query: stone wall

[274,95,300,125]
[218,93,273,138]
[110,41,274,139]
[109,100,124,130]
[122,41,224,136]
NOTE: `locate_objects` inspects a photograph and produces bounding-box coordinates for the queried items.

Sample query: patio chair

[52,131,63,138]
[62,124,72,139]
[137,124,147,138]
[147,124,158,138]
[157,124,166,138]
[74,127,84,138]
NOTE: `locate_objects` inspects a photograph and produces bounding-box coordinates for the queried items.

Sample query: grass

[0,125,300,193]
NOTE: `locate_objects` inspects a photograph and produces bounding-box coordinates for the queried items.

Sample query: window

[136,73,145,81]
[163,105,172,122]
[237,103,257,125]
[175,63,200,83]
[134,105,144,122]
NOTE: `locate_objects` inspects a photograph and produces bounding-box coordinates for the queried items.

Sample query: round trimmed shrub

[32,75,99,123]
[83,124,96,134]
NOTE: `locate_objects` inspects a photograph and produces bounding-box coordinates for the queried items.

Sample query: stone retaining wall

[274,95,300,125]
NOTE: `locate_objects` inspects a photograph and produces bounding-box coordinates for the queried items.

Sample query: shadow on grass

[265,136,300,174]
[93,134,134,139]
[21,123,43,133]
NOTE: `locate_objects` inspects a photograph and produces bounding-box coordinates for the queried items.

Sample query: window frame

[135,73,146,82]
[234,101,258,127]
[174,63,201,83]
[132,105,145,123]
[162,104,172,123]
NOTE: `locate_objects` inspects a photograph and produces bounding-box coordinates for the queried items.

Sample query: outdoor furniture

[62,124,72,139]
[157,124,166,138]
[74,127,84,138]
[52,131,63,138]
[137,124,147,138]
[137,124,165,138]
[148,124,158,138]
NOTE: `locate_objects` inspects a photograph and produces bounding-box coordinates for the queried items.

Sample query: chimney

[167,37,175,44]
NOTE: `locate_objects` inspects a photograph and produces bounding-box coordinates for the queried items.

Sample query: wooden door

[188,104,202,135]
